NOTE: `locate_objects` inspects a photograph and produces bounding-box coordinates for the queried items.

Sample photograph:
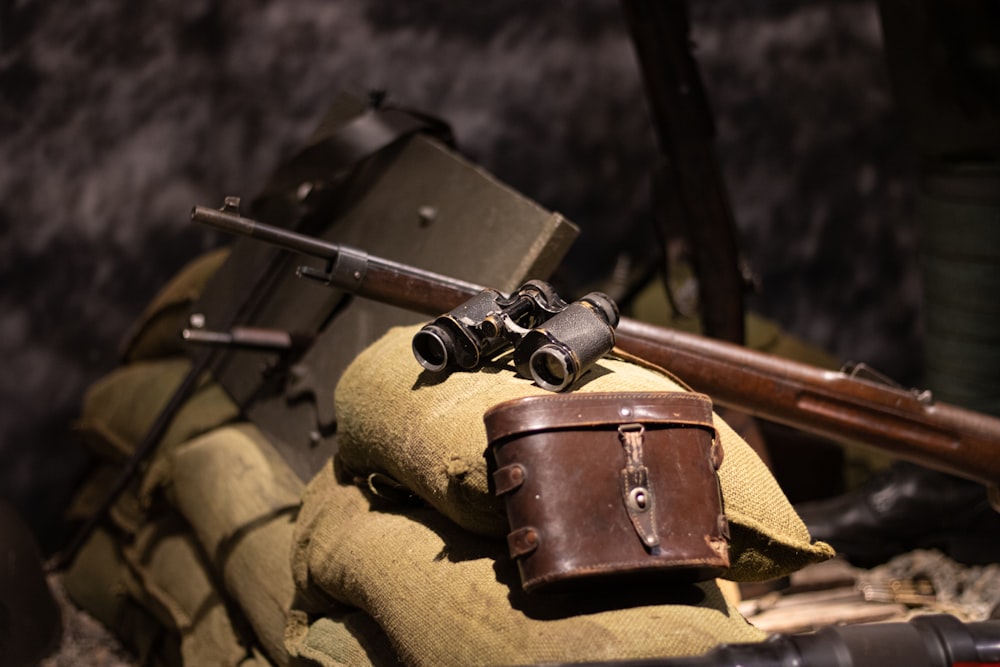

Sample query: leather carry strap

[483,391,717,442]
[249,96,454,225]
[259,106,453,199]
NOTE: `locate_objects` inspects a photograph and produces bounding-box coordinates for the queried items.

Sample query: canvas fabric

[158,423,303,665]
[65,411,395,667]
[65,461,147,536]
[64,246,833,666]
[334,325,834,583]
[120,514,254,667]
[73,357,240,465]
[64,388,278,666]
[284,608,402,667]
[156,422,401,667]
[61,526,183,667]
[291,463,767,667]
[120,247,231,362]
[61,245,294,665]
[918,182,1000,416]
[62,519,278,667]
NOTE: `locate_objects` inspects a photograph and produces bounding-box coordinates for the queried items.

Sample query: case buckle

[618,423,659,550]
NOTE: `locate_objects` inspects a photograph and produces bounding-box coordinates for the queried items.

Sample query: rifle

[526,614,1000,667]
[621,0,747,344]
[191,201,1000,497]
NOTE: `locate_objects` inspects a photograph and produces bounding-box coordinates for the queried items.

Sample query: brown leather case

[483,392,729,593]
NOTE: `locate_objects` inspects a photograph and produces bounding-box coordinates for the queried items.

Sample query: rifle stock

[192,202,1000,493]
[615,319,1000,491]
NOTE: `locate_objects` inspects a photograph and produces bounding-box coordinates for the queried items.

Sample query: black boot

[795,461,1000,567]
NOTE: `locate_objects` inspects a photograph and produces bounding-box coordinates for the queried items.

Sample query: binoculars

[411,280,619,392]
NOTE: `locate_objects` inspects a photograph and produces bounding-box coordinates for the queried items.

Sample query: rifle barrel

[192,205,342,261]
[191,204,485,314]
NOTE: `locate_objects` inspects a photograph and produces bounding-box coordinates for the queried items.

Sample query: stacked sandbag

[62,250,833,666]
[61,249,267,666]
[62,249,396,667]
[288,325,834,666]
[331,326,834,581]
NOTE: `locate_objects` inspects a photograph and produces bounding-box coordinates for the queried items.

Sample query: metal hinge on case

[618,423,660,550]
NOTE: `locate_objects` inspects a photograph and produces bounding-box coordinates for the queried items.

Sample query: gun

[528,614,1000,667]
[191,199,1000,497]
[621,0,747,345]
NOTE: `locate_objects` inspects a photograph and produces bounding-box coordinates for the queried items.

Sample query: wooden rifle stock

[615,318,1000,491]
[193,203,1000,492]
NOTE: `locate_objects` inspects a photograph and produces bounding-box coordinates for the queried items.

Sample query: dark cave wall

[0,0,918,548]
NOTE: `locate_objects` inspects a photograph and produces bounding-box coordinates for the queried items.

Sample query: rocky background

[0,0,917,555]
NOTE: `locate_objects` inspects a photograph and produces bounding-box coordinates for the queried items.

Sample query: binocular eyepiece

[412,282,619,392]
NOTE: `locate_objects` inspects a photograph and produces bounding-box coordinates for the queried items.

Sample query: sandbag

[120,247,231,362]
[285,609,403,667]
[74,357,240,463]
[292,465,767,667]
[334,325,834,582]
[61,527,179,667]
[121,515,253,667]
[164,423,302,665]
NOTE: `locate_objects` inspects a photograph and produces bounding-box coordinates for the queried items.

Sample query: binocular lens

[529,344,575,392]
[412,326,451,372]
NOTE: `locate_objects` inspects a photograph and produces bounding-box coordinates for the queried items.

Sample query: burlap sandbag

[163,423,392,667]
[121,514,253,667]
[163,423,301,666]
[285,607,403,667]
[120,247,231,362]
[335,325,833,582]
[62,520,277,667]
[61,527,180,667]
[74,357,240,463]
[292,464,767,667]
[65,461,147,536]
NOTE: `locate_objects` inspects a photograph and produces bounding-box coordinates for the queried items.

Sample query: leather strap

[507,526,540,558]
[250,97,454,224]
[260,107,452,198]
[493,463,527,496]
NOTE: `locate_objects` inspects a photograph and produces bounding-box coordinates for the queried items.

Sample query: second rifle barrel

[191,202,487,315]
[192,205,342,261]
